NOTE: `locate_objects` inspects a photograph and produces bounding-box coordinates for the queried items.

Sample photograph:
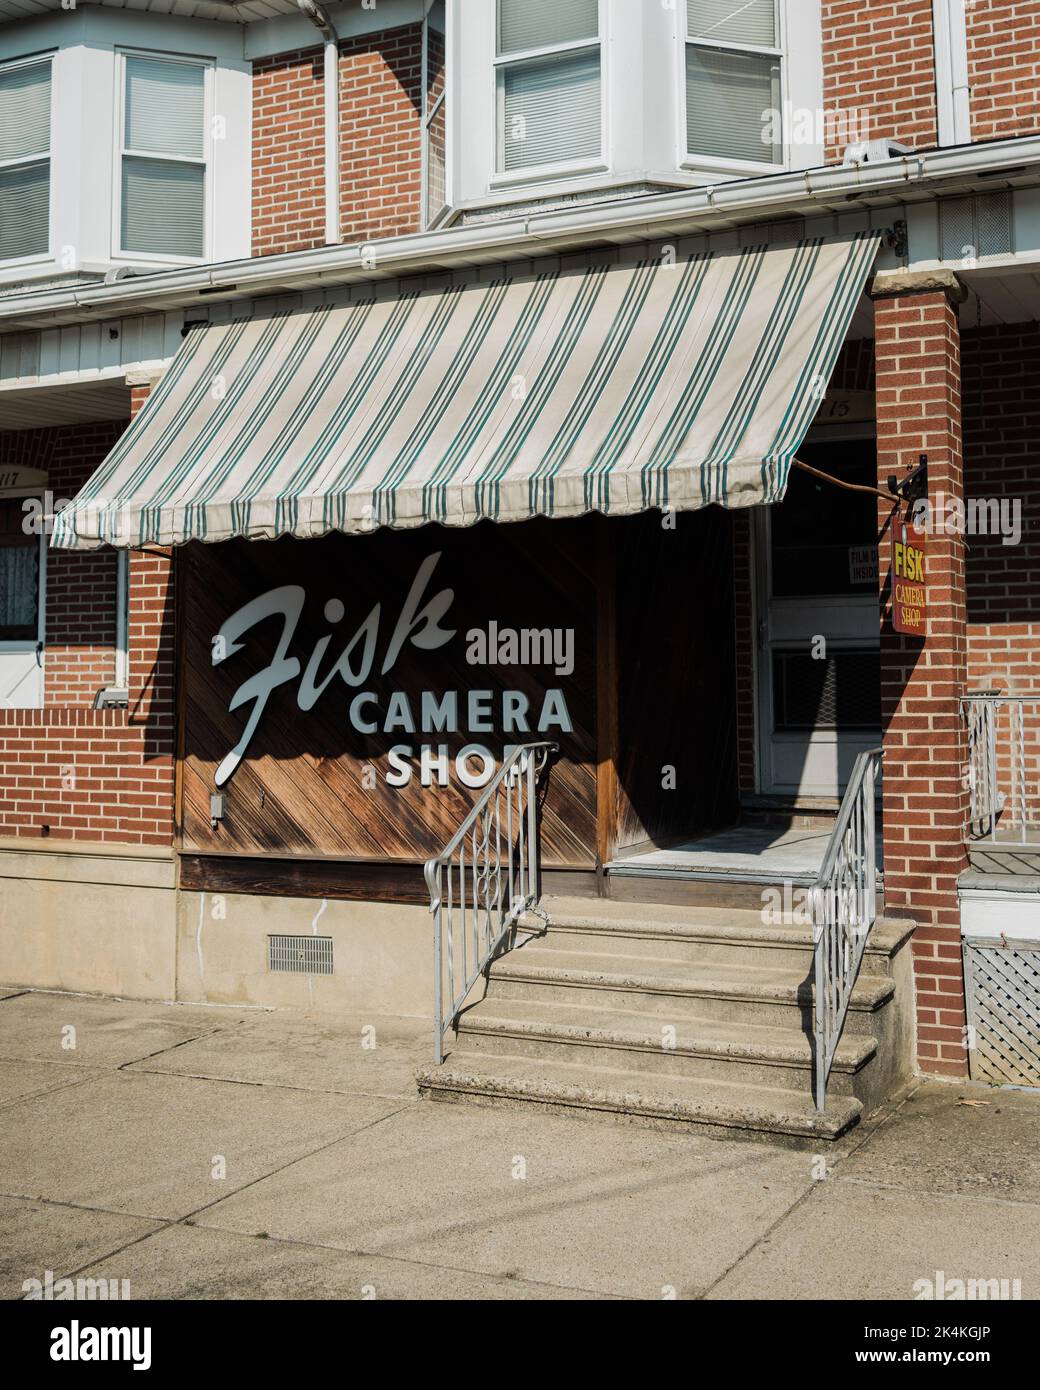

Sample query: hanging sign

[891,512,927,636]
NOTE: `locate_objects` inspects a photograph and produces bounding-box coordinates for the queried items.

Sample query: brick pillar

[126,381,176,843]
[873,280,970,1077]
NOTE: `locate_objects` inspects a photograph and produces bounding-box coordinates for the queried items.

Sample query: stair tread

[457,995,876,1069]
[494,944,895,1007]
[419,1049,861,1138]
[529,896,913,955]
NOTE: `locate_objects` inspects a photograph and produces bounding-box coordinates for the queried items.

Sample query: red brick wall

[252,25,423,258]
[874,288,969,1078]
[963,323,1040,820]
[822,0,939,162]
[339,24,422,243]
[966,0,1040,143]
[0,394,176,847]
[252,46,326,257]
[0,708,171,844]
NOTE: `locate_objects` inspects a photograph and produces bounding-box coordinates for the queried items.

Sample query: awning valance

[51,233,880,550]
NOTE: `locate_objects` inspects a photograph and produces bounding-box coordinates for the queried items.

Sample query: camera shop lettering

[212,552,574,788]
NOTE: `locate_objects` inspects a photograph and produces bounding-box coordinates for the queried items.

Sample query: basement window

[0,56,51,262]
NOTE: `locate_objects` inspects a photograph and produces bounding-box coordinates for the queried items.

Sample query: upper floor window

[495,0,601,174]
[685,0,782,167]
[0,57,51,262]
[120,53,207,259]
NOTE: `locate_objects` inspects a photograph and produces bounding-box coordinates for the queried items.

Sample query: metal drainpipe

[933,0,972,147]
[296,1,342,244]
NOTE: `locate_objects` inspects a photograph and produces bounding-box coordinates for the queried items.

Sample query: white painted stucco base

[0,839,431,1018]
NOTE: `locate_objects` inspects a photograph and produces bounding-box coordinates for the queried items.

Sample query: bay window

[685,0,783,167]
[495,0,601,174]
[120,54,207,259]
[0,57,51,262]
[422,0,448,225]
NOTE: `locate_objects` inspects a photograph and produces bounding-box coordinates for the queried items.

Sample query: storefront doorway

[0,495,45,709]
[753,438,881,801]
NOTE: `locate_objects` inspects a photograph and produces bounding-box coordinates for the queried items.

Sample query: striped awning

[52,233,880,550]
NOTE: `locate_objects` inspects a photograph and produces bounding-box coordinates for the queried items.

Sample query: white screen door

[0,497,45,708]
[755,439,881,799]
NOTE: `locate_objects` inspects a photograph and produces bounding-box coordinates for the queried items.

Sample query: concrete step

[417,1049,863,1144]
[488,944,894,1031]
[522,899,912,976]
[456,995,876,1097]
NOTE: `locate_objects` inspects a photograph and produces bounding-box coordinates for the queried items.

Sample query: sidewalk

[2,988,1038,1301]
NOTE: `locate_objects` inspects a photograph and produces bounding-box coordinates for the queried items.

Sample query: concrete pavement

[1,989,1038,1300]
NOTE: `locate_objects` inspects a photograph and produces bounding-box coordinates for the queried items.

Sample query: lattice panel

[963,941,1040,1086]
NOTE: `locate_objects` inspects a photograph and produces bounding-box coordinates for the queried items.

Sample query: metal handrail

[812,746,883,1112]
[425,741,558,1064]
[962,690,1040,844]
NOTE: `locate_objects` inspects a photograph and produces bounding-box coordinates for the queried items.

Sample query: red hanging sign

[891,513,927,637]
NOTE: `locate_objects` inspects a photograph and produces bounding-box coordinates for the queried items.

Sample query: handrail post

[425,741,558,1062]
[433,889,444,1066]
[812,886,825,1112]
[526,750,539,904]
[812,746,882,1111]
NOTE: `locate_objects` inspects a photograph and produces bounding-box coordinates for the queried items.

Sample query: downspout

[115,551,129,692]
[933,0,972,146]
[296,1,342,244]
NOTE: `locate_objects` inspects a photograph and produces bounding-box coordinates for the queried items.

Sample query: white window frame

[678,0,788,178]
[112,47,213,266]
[490,0,609,189]
[421,0,450,228]
[0,52,54,269]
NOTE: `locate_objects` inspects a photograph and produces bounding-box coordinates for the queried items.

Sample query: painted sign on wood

[891,512,927,637]
[180,519,598,866]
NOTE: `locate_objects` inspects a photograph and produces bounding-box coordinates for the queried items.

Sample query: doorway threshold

[607,823,881,887]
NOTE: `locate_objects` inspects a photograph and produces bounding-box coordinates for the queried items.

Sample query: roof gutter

[3,134,1040,330]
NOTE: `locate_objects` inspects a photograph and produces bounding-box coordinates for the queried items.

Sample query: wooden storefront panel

[180,518,598,867]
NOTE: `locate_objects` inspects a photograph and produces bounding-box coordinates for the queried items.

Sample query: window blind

[497,0,598,56]
[124,56,204,157]
[0,60,50,161]
[687,0,776,47]
[122,157,205,258]
[500,49,601,171]
[0,162,49,260]
[686,46,781,164]
[122,56,205,257]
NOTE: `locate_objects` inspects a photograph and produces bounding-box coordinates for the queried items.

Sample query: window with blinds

[495,0,601,174]
[0,58,51,262]
[685,0,783,167]
[121,54,206,259]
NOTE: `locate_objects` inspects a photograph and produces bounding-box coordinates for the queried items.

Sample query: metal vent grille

[268,935,334,976]
[939,193,1012,262]
[964,939,1040,1086]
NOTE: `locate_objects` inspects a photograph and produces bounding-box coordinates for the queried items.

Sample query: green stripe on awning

[51,233,881,550]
